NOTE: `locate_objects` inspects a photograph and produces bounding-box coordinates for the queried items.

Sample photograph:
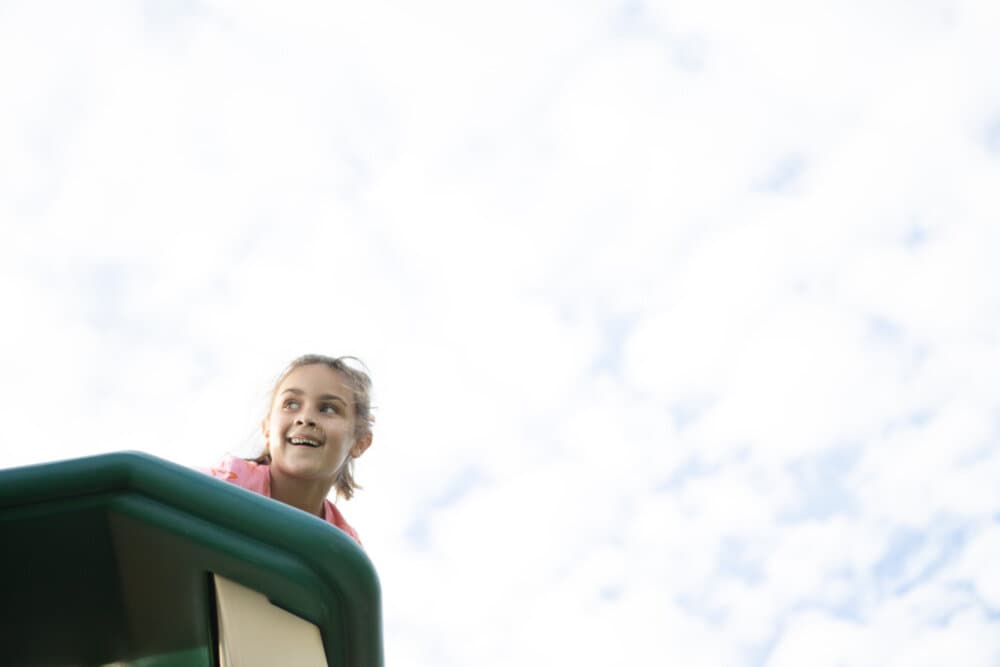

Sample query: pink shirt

[206,455,361,546]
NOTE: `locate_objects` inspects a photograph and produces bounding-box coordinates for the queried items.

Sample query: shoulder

[323,500,362,546]
[205,455,270,495]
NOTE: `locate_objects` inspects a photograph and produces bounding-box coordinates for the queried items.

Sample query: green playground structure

[0,452,383,667]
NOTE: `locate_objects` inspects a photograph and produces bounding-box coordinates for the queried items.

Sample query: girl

[207,354,374,545]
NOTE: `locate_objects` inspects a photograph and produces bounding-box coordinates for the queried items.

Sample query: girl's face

[263,364,370,486]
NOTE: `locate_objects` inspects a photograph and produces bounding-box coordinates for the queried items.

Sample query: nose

[295,413,317,427]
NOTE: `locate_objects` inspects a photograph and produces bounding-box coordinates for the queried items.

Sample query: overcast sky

[3,1,1000,665]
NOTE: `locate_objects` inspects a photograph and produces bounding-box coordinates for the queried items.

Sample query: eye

[283,399,301,410]
[320,403,341,414]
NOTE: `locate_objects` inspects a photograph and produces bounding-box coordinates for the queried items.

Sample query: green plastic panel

[0,452,383,667]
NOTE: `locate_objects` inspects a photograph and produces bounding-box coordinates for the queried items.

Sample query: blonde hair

[252,354,374,500]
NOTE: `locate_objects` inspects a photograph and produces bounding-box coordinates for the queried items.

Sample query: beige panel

[214,574,328,667]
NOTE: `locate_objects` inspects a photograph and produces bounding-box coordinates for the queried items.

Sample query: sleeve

[325,501,363,546]
[199,456,240,481]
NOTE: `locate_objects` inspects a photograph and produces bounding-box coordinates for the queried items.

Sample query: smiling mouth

[288,437,323,448]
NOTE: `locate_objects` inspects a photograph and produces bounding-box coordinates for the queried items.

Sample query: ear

[261,417,269,443]
[350,432,372,459]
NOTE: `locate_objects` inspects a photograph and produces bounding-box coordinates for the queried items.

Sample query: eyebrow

[280,387,348,404]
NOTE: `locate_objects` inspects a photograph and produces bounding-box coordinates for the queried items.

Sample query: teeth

[289,437,321,447]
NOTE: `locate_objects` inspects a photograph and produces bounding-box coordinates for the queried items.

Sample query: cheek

[264,416,283,442]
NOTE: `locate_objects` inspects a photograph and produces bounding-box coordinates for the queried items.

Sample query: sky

[2,0,1000,665]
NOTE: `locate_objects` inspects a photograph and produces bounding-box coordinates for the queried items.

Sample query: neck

[268,469,332,519]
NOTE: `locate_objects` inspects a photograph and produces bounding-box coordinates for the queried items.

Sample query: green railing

[0,452,383,667]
